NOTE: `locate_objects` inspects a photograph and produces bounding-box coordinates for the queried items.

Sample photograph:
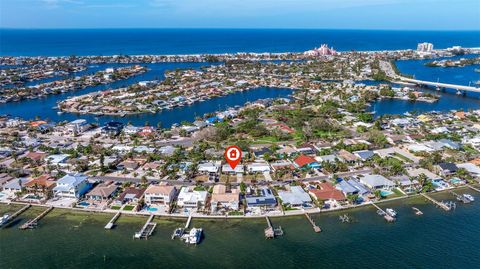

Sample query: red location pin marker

[225,145,242,169]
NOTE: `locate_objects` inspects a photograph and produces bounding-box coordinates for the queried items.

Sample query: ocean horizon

[1,28,479,56]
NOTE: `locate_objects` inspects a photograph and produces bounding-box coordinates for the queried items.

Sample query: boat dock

[19,206,53,230]
[185,215,192,229]
[420,193,451,211]
[449,191,471,204]
[371,202,395,222]
[3,204,31,226]
[467,185,480,193]
[304,213,321,233]
[105,212,121,229]
[134,214,157,240]
[264,216,283,239]
[265,217,274,238]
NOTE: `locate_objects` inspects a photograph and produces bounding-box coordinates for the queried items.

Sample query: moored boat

[463,194,475,202]
[386,208,397,217]
[0,214,10,226]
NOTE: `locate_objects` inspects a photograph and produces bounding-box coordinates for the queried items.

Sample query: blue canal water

[0,61,292,127]
[1,29,479,56]
[0,29,479,123]
[371,54,480,116]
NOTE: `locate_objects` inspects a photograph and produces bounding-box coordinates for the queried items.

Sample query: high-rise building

[417,42,434,52]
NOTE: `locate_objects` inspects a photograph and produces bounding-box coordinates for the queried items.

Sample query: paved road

[92,168,373,186]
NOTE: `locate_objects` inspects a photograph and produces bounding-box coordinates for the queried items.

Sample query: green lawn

[123,205,135,211]
[110,205,121,210]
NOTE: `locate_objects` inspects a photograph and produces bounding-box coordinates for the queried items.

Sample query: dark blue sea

[1,29,479,56]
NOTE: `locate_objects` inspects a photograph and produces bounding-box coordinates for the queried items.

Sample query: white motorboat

[386,208,397,217]
[463,194,475,202]
[0,214,10,226]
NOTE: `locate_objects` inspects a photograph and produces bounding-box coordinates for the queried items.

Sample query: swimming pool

[78,201,90,206]
[380,190,394,197]
[147,207,158,212]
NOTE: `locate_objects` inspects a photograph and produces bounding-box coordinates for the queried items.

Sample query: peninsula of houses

[0,44,479,223]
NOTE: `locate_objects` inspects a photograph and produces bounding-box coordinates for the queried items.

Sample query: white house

[359,174,396,190]
[198,161,221,174]
[277,186,312,208]
[210,185,240,213]
[176,186,208,209]
[144,184,177,209]
[65,119,89,136]
[222,164,245,174]
[246,162,271,173]
[52,174,90,198]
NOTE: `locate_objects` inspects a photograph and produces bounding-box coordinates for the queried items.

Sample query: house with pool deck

[52,173,91,198]
[144,183,177,211]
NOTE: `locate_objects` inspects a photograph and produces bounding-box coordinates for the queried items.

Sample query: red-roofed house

[293,155,320,169]
[309,182,346,202]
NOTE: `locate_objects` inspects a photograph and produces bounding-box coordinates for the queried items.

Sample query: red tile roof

[309,182,346,201]
[294,155,316,167]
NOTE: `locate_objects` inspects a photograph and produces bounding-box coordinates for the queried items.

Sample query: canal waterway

[1,189,479,269]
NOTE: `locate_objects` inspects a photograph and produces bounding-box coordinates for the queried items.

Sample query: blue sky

[1,0,479,30]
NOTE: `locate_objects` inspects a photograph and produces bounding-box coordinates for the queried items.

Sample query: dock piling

[304,213,321,233]
[420,193,451,211]
[19,206,53,230]
[105,212,121,229]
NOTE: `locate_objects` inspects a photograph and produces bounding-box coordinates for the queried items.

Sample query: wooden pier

[19,206,53,230]
[264,216,283,239]
[449,191,471,204]
[371,202,395,222]
[105,212,121,229]
[467,185,480,193]
[2,204,31,226]
[420,193,451,211]
[265,217,274,238]
[134,214,156,240]
[185,215,192,229]
[304,213,321,233]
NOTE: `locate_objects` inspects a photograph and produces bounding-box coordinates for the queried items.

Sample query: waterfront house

[144,183,177,210]
[123,125,139,135]
[309,182,346,203]
[3,178,31,195]
[85,181,118,201]
[113,187,146,206]
[278,186,312,208]
[335,180,359,196]
[176,186,208,209]
[210,185,240,213]
[245,187,277,209]
[65,119,89,136]
[359,174,395,190]
[406,168,442,181]
[24,174,56,193]
[102,121,124,136]
[52,173,90,198]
